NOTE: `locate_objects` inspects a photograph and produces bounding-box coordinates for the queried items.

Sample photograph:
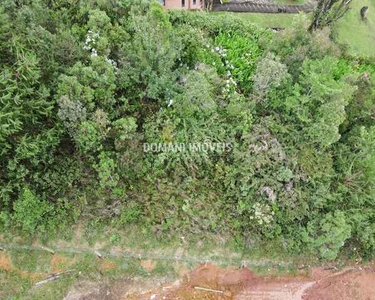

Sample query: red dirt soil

[130,263,257,300]
[303,268,375,300]
[127,263,375,300]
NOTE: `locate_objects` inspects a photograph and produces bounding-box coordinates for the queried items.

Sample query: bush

[302,211,352,260]
[11,188,52,235]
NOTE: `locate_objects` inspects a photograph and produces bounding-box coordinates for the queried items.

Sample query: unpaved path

[127,264,375,300]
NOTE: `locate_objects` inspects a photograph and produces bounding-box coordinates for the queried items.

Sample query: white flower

[91,49,98,57]
[106,58,117,66]
[167,99,174,107]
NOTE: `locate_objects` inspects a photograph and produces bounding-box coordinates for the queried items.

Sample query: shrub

[253,53,289,97]
[11,188,52,235]
[302,211,352,260]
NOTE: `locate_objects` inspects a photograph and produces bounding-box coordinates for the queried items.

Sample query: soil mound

[303,269,375,300]
[133,263,258,300]
[188,263,256,291]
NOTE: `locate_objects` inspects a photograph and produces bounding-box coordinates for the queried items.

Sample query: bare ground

[124,263,375,300]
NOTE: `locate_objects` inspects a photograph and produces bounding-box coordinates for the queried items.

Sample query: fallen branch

[40,246,55,255]
[194,286,223,294]
[34,270,75,287]
[95,250,104,259]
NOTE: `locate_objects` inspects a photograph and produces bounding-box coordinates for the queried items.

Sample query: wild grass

[212,11,298,28]
[335,0,375,57]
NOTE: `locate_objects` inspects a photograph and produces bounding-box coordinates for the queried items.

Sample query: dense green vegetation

[1,0,375,261]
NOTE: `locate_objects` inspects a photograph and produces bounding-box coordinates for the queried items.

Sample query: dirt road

[126,264,375,300]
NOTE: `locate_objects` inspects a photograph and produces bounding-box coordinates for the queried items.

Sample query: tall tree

[309,0,352,31]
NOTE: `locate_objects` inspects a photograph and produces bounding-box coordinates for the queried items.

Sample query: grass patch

[0,248,176,299]
[214,4,375,58]
[0,270,33,300]
[214,11,297,28]
[9,250,52,273]
[335,0,375,57]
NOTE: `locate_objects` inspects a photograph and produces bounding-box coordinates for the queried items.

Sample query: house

[160,0,202,10]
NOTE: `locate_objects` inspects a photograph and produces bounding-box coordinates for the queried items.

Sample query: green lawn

[214,12,297,28]
[336,0,375,57]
